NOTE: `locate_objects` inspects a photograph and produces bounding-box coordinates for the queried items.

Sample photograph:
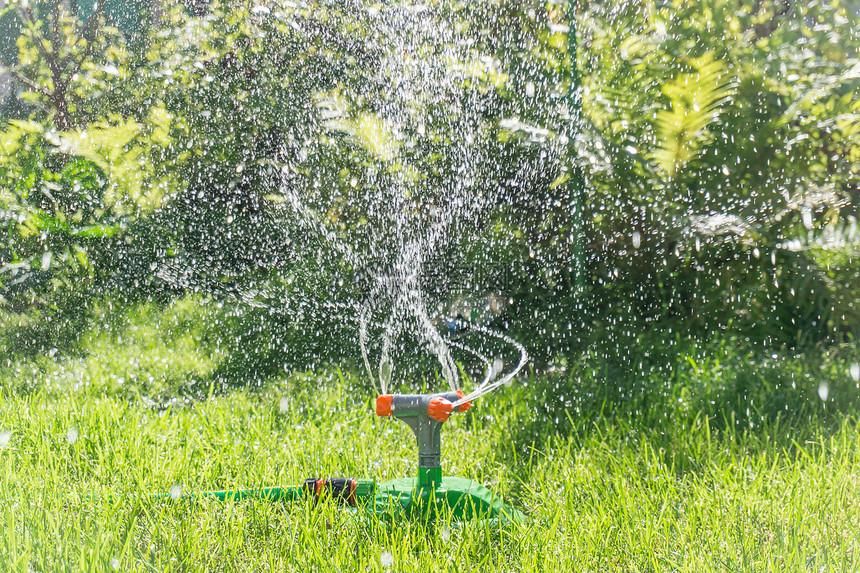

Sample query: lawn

[2,302,860,571]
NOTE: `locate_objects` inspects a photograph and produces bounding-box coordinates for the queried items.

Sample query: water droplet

[631,231,641,249]
[818,383,829,401]
[440,526,451,543]
[850,363,860,382]
[380,359,392,390]
[491,357,504,377]
[380,551,393,568]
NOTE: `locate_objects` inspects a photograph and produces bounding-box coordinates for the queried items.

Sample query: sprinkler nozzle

[375,393,466,421]
[427,397,454,421]
[455,390,471,412]
[376,394,394,417]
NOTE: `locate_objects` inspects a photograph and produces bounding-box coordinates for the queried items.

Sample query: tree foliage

[580,0,860,349]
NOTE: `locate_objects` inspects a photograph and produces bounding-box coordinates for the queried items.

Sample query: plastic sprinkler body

[376,392,471,489]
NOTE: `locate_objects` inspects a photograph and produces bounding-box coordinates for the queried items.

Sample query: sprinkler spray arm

[376,392,471,488]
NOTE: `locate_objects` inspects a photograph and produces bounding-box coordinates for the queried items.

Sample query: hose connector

[303,477,375,506]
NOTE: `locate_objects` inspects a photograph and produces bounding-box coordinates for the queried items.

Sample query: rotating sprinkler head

[375,391,471,488]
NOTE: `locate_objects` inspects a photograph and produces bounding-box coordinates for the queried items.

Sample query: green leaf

[652,54,735,178]
[70,224,120,239]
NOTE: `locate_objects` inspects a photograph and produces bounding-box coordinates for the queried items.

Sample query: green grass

[2,301,860,571]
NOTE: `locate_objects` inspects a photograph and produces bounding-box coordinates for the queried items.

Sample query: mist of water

[155,1,574,400]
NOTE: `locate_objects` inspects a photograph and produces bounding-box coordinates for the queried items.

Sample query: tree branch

[51,0,63,70]
[67,0,106,65]
[10,69,53,98]
[67,0,106,79]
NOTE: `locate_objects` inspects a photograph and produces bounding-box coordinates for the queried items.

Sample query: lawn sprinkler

[152,391,524,524]
[368,391,524,523]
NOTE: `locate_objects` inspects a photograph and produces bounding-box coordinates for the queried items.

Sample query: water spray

[139,0,584,525]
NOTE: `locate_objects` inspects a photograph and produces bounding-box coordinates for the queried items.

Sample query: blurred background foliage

[0,0,858,412]
[580,0,860,354]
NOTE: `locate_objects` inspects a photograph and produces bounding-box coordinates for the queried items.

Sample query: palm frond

[653,54,735,178]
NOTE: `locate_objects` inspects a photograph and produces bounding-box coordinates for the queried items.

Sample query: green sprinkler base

[151,476,523,525]
[370,476,524,524]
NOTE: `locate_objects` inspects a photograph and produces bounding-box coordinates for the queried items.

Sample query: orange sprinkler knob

[427,397,454,422]
[376,394,394,417]
[348,478,358,506]
[455,390,471,412]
